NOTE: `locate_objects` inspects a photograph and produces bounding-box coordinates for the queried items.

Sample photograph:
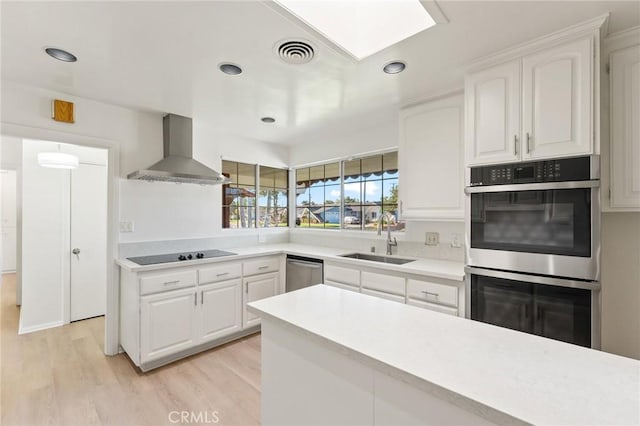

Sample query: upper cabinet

[465,60,521,165]
[465,15,606,166]
[608,44,640,211]
[522,38,593,159]
[399,94,464,221]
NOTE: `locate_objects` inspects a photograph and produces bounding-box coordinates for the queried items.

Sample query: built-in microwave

[465,156,600,281]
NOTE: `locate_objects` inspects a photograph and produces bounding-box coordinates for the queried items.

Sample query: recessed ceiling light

[273,0,436,60]
[261,117,276,123]
[383,61,407,74]
[219,63,242,75]
[45,47,77,63]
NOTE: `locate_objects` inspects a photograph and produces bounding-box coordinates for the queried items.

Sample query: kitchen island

[248,285,640,426]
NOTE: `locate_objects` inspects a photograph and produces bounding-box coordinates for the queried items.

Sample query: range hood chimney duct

[127,114,230,185]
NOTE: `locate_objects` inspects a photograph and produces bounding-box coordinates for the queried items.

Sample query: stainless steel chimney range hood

[127,114,230,185]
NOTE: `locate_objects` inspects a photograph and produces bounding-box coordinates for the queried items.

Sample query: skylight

[273,0,437,60]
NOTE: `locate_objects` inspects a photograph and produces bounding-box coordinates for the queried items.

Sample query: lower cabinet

[243,271,279,328]
[324,262,463,316]
[199,279,242,344]
[140,287,198,364]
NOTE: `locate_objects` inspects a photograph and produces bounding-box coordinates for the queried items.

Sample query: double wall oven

[465,156,600,348]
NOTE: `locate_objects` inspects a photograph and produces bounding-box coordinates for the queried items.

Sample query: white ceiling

[1,1,639,146]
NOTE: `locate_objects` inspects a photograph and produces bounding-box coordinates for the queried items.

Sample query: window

[222,161,256,229]
[343,152,399,231]
[222,161,289,229]
[294,152,402,232]
[295,162,341,229]
[259,166,289,227]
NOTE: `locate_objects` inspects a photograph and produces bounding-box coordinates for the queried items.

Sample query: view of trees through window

[295,152,403,231]
[222,161,288,229]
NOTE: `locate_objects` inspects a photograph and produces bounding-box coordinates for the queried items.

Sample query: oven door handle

[464,267,601,291]
[465,180,600,194]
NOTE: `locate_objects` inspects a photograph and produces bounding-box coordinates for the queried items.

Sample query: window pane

[260,166,275,188]
[325,162,341,183]
[237,163,255,185]
[222,160,238,184]
[275,169,288,189]
[383,152,398,178]
[296,186,310,206]
[296,208,309,227]
[276,190,288,206]
[362,155,382,179]
[343,159,361,182]
[383,179,399,205]
[343,182,362,204]
[343,206,362,230]
[364,180,382,204]
[309,186,324,206]
[296,167,309,184]
[309,165,324,183]
[325,184,341,205]
[363,205,382,230]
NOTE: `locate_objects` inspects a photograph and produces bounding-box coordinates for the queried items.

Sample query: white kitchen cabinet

[361,271,405,300]
[522,37,594,159]
[140,287,198,364]
[399,94,464,221]
[198,279,242,344]
[361,288,405,304]
[325,279,360,292]
[608,45,640,210]
[243,271,279,328]
[465,20,603,166]
[465,60,521,166]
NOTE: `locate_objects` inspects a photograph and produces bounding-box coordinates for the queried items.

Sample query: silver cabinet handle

[216,272,229,277]
[526,132,531,153]
[194,293,197,306]
[514,135,518,155]
[201,290,204,305]
[422,291,439,298]
[163,280,179,286]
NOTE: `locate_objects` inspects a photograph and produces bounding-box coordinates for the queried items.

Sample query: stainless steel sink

[339,253,415,265]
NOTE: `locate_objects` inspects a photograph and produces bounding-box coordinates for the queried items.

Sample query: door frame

[2,123,121,356]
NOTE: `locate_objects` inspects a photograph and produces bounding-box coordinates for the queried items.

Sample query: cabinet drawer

[361,288,405,304]
[361,272,405,296]
[140,270,197,295]
[407,279,458,307]
[198,262,242,284]
[407,299,458,316]
[324,280,359,292]
[243,257,280,277]
[325,264,360,286]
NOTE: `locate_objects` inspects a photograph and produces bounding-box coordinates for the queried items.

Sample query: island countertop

[248,285,640,426]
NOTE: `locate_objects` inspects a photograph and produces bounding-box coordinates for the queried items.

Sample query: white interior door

[1,170,17,272]
[70,163,107,321]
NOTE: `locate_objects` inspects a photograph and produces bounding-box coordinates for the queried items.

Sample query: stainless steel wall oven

[465,156,601,348]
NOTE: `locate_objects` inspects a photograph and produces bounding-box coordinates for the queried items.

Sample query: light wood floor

[1,273,261,426]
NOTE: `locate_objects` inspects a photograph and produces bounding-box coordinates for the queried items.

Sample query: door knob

[72,248,80,259]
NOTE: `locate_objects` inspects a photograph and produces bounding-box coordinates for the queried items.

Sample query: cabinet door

[399,94,465,220]
[465,60,521,166]
[522,37,593,159]
[198,279,242,344]
[243,272,279,328]
[609,45,640,210]
[140,288,197,363]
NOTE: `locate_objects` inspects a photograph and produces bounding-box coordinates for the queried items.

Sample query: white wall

[19,140,107,334]
[1,169,17,272]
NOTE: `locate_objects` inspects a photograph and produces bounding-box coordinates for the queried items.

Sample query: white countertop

[248,285,640,426]
[116,243,465,281]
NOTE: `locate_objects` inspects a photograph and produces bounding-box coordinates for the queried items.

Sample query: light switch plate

[258,233,266,243]
[425,232,439,246]
[119,221,134,233]
[451,233,462,248]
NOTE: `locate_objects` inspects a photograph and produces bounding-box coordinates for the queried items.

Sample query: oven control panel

[470,156,593,186]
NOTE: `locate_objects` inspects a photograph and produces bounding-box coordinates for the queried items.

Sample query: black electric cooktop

[127,249,237,266]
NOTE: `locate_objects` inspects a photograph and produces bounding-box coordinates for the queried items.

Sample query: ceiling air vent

[275,40,315,64]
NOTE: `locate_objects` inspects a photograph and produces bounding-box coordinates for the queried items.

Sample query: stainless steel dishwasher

[285,255,324,292]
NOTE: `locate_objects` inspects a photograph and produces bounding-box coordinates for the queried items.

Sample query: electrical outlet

[119,221,134,233]
[451,233,462,248]
[425,232,439,246]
